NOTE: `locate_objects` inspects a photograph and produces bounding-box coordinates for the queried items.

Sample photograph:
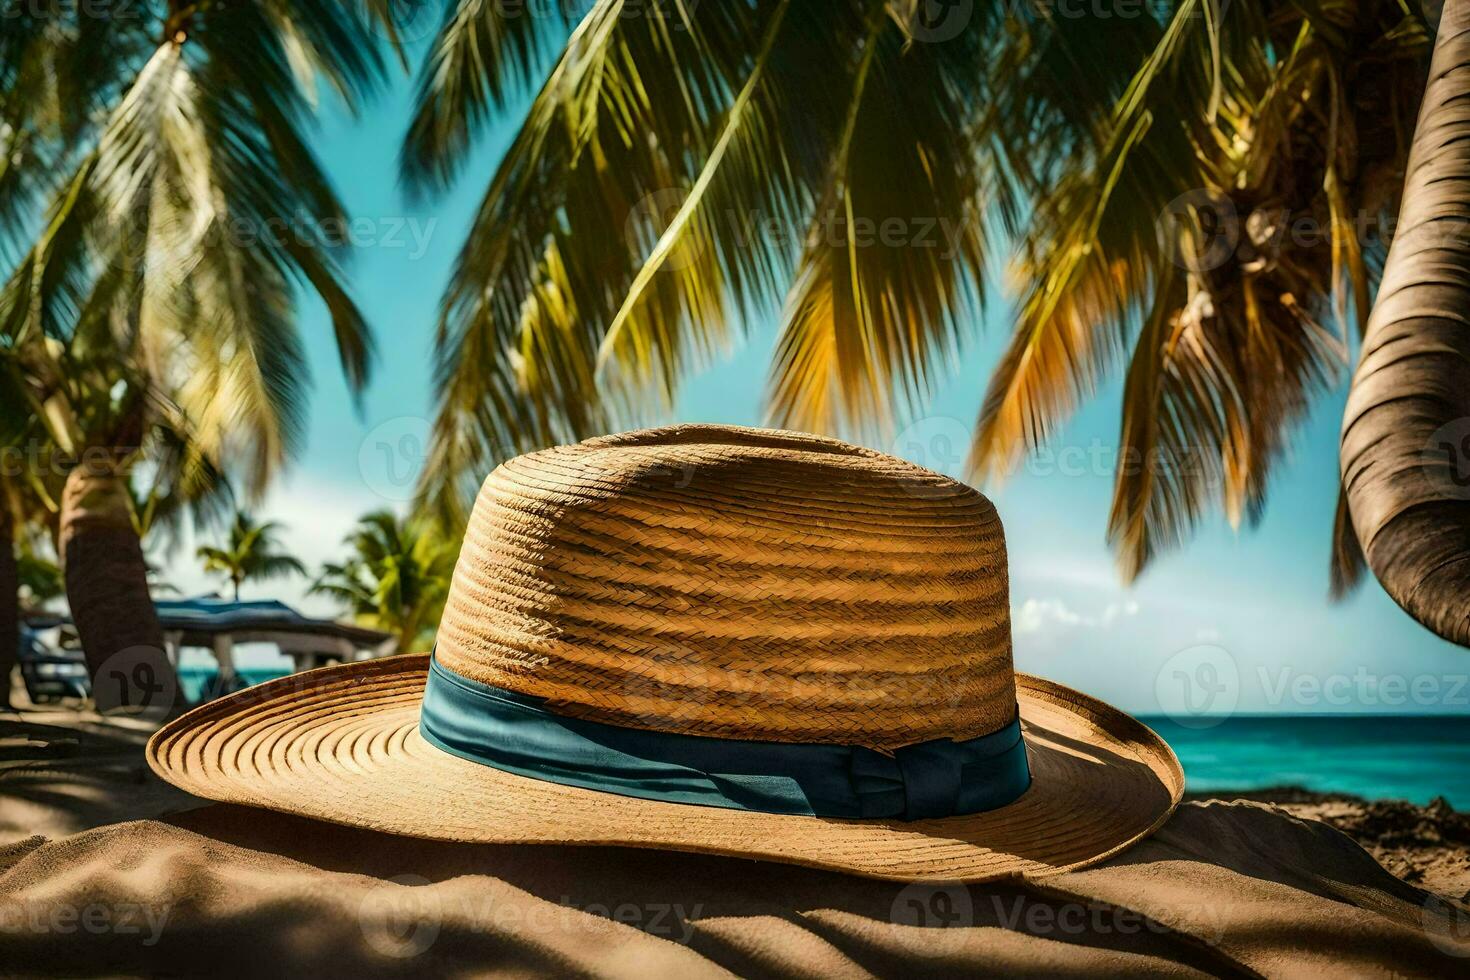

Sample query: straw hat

[148,424,1182,882]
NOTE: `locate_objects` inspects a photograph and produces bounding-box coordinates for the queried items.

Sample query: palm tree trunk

[399,606,424,657]
[58,465,183,714]
[1341,0,1470,647]
[0,501,18,710]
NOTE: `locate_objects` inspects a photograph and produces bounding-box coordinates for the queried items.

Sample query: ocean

[1143,715,1470,807]
[177,670,1469,807]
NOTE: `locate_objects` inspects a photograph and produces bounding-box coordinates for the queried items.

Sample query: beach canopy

[147,597,391,650]
[22,597,396,696]
[27,596,391,651]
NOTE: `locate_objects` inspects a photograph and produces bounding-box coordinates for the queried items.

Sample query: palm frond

[59,20,382,491]
[972,1,1216,477]
[1329,484,1365,599]
[417,0,792,523]
[400,0,585,194]
[767,7,990,439]
[312,509,455,649]
[418,0,1001,520]
[0,3,151,257]
[596,0,798,378]
[973,0,1420,578]
[406,0,1430,583]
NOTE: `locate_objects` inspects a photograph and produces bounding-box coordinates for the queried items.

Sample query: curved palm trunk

[1342,0,1470,646]
[0,502,18,709]
[398,600,428,656]
[58,465,183,714]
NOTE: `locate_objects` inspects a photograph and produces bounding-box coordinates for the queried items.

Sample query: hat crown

[435,424,1015,749]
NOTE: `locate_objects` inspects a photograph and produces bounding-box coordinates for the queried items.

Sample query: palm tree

[0,432,64,711]
[405,0,1430,592]
[1,1,389,707]
[1340,1,1470,646]
[197,512,307,601]
[311,510,457,655]
[17,547,63,611]
[0,490,16,710]
[0,477,63,711]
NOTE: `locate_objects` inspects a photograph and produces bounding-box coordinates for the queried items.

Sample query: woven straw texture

[149,424,1183,881]
[147,656,1182,881]
[437,424,1013,749]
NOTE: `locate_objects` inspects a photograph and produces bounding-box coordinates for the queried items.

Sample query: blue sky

[161,60,1470,718]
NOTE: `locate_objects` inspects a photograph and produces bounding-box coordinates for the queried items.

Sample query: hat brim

[147,654,1183,882]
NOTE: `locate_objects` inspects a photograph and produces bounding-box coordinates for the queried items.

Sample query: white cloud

[1014,599,1081,634]
[1013,597,1139,635]
[1008,555,1121,591]
[1100,599,1141,626]
[151,472,396,618]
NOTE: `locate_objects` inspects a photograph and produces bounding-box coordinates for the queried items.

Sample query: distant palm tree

[197,513,307,602]
[17,546,63,611]
[0,475,62,710]
[0,487,17,710]
[1,2,390,707]
[312,511,457,655]
[406,0,1429,590]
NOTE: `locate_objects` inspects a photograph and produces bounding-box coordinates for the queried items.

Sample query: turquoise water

[178,668,290,704]
[1143,715,1470,807]
[177,669,1468,807]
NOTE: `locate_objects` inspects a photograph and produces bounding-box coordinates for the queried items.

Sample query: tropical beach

[4,0,1470,975]
[7,701,1470,901]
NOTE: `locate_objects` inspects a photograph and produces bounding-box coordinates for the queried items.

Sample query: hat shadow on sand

[160,801,1265,977]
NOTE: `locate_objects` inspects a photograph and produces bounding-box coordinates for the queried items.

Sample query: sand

[3,699,1468,908]
[0,707,198,846]
[1194,787,1470,903]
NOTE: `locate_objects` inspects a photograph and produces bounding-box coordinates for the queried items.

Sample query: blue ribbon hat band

[419,655,1032,821]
